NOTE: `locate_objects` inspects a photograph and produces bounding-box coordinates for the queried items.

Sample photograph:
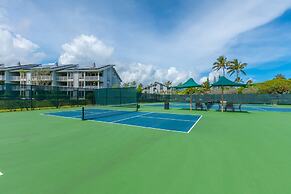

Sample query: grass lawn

[1,105,291,194]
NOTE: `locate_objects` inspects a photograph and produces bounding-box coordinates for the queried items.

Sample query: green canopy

[212,76,246,87]
[174,78,201,88]
[211,76,246,112]
[172,78,201,111]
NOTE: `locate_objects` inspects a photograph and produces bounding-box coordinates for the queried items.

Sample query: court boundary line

[140,115,198,122]
[187,115,203,134]
[112,112,153,123]
[42,111,202,134]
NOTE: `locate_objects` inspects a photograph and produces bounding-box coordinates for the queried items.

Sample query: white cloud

[0,28,45,65]
[0,7,45,65]
[199,71,221,84]
[59,34,114,65]
[58,34,192,84]
[162,1,291,71]
[117,63,193,85]
[111,0,291,79]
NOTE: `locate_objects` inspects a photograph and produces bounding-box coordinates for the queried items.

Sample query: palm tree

[212,56,230,76]
[201,78,211,93]
[227,59,247,83]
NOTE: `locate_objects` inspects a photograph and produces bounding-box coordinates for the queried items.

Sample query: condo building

[0,63,122,89]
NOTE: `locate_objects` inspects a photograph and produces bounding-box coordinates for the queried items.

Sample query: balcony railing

[57,76,67,81]
[84,85,100,89]
[31,75,51,81]
[57,76,73,81]
[11,76,20,81]
[85,76,100,81]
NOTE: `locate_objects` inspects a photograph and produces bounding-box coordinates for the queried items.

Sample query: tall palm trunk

[236,71,239,82]
[221,86,224,112]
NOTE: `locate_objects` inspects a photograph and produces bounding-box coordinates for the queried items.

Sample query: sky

[0,0,291,84]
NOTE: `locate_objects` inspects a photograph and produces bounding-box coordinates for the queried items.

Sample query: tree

[212,56,230,76]
[137,83,143,93]
[122,82,130,87]
[130,81,137,87]
[275,74,286,80]
[182,88,198,95]
[200,78,211,93]
[122,81,137,88]
[227,59,247,83]
[257,79,291,94]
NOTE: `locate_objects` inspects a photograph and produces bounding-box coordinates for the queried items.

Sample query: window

[79,82,84,87]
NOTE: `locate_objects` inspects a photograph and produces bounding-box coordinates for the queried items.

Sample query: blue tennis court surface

[45,109,202,133]
[145,103,291,112]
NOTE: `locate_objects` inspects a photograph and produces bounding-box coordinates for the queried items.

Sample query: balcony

[57,76,68,81]
[85,76,100,81]
[57,76,73,81]
[11,76,20,81]
[0,75,4,80]
[32,75,51,81]
[84,85,100,89]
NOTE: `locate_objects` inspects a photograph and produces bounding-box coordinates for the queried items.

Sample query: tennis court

[46,108,202,133]
[2,86,291,194]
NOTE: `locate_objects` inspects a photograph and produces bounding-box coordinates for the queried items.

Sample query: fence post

[30,85,33,110]
[76,88,79,106]
[56,86,59,108]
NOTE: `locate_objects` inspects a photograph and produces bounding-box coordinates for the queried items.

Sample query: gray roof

[0,64,41,71]
[34,64,78,71]
[58,64,114,72]
[0,64,115,72]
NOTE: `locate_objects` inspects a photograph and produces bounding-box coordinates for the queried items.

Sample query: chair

[224,102,242,112]
[205,101,214,111]
[195,102,206,111]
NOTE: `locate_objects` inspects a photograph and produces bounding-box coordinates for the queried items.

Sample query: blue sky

[0,0,291,84]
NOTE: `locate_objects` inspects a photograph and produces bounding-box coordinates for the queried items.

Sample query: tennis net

[81,103,139,120]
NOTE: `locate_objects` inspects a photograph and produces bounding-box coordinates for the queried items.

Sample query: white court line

[140,115,196,122]
[80,110,115,118]
[112,112,153,123]
[187,115,203,134]
[45,110,114,119]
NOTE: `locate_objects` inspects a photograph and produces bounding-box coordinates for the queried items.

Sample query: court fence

[0,83,95,111]
[94,87,138,105]
[139,93,291,105]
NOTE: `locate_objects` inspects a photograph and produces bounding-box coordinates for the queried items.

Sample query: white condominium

[0,63,122,88]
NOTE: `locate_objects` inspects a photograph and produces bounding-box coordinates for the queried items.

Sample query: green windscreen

[0,83,94,111]
[94,87,138,106]
[139,93,291,105]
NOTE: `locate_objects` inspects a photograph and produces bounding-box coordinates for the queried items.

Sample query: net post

[81,107,85,120]
[136,103,139,112]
